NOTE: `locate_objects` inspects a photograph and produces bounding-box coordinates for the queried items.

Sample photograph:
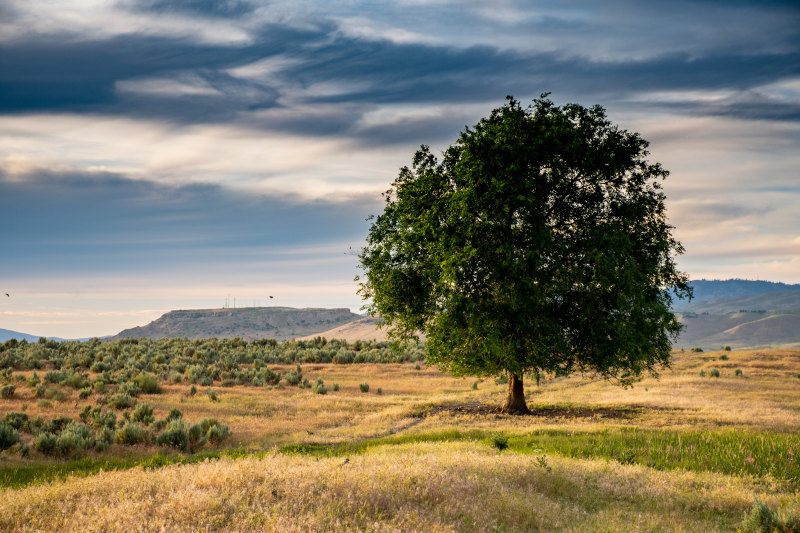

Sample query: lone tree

[357,95,691,414]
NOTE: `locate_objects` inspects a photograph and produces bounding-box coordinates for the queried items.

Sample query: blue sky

[1,0,799,338]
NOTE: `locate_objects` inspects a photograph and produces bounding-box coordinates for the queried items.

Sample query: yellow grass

[1,349,799,531]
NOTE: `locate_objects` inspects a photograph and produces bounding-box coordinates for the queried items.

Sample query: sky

[1,0,799,339]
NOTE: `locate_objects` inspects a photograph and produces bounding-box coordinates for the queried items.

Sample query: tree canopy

[357,95,691,413]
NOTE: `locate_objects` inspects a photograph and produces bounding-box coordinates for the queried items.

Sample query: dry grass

[1,349,799,531]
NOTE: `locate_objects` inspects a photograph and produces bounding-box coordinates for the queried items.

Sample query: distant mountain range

[673,279,800,350]
[3,280,799,348]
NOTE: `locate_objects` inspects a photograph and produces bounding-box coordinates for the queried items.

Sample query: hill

[299,316,387,342]
[674,280,800,350]
[0,328,43,343]
[111,307,361,341]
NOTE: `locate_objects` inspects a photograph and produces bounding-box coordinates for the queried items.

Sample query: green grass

[0,449,267,490]
[279,427,800,487]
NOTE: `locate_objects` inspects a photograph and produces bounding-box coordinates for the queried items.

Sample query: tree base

[501,374,531,415]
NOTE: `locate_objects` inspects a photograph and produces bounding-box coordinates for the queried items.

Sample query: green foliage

[709,368,720,378]
[78,387,92,399]
[735,368,744,377]
[312,378,327,395]
[107,393,136,409]
[202,419,231,444]
[358,95,689,401]
[114,422,152,445]
[4,412,29,432]
[691,347,704,353]
[132,403,155,425]
[206,388,218,402]
[0,420,20,450]
[189,384,197,396]
[471,381,478,390]
[359,383,369,393]
[376,387,382,395]
[740,500,800,533]
[724,345,732,351]
[1,384,15,399]
[332,383,339,391]
[492,433,509,451]
[132,372,162,394]
[156,420,189,450]
[720,353,729,360]
[166,408,183,422]
[31,432,57,455]
[56,423,94,456]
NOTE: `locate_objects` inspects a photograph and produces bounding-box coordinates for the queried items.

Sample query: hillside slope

[112,307,361,341]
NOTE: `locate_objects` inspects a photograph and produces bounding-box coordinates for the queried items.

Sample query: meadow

[0,343,799,531]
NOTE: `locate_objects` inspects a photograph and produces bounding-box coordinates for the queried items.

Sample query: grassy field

[1,348,799,531]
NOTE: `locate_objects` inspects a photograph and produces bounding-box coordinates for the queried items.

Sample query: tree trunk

[502,374,530,415]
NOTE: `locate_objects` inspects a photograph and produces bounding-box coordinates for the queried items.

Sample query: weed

[492,433,509,451]
[740,499,800,533]
[535,455,552,473]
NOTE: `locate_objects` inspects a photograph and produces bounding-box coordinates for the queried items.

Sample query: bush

[108,393,136,409]
[166,408,183,421]
[4,412,29,432]
[78,387,92,399]
[376,387,382,395]
[189,384,197,396]
[132,403,155,425]
[1,384,15,399]
[115,421,152,445]
[724,345,732,351]
[188,423,205,449]
[359,383,370,393]
[156,420,188,450]
[720,354,729,361]
[0,420,20,451]
[64,372,89,389]
[740,499,800,533]
[206,388,218,402]
[492,433,509,451]
[699,370,706,377]
[415,364,421,371]
[495,374,509,385]
[132,373,161,394]
[709,368,720,378]
[202,419,231,444]
[56,423,94,455]
[471,381,478,390]
[44,387,68,402]
[312,379,327,395]
[332,383,339,391]
[284,370,301,386]
[690,347,703,353]
[32,432,57,455]
[735,368,744,377]
[28,372,40,388]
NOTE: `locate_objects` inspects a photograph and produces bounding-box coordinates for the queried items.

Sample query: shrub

[206,388,218,402]
[471,381,478,390]
[115,421,151,445]
[32,432,57,455]
[132,372,161,394]
[56,423,94,455]
[690,347,703,353]
[359,383,370,393]
[415,364,421,371]
[284,370,301,386]
[312,379,327,395]
[492,433,509,451]
[156,420,188,450]
[202,419,231,444]
[78,387,92,399]
[28,372,40,388]
[17,443,30,457]
[107,393,136,409]
[724,345,732,351]
[44,387,68,402]
[495,374,508,385]
[189,384,197,396]
[64,372,89,389]
[188,423,205,449]
[720,354,729,360]
[0,420,20,451]
[37,400,52,408]
[166,408,183,421]
[709,368,720,378]
[1,384,15,399]
[735,368,744,377]
[332,383,339,391]
[376,387,382,395]
[740,499,800,533]
[5,412,29,432]
[699,370,706,377]
[132,403,155,425]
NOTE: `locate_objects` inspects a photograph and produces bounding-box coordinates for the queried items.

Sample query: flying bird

[269,296,274,299]
[4,293,8,297]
